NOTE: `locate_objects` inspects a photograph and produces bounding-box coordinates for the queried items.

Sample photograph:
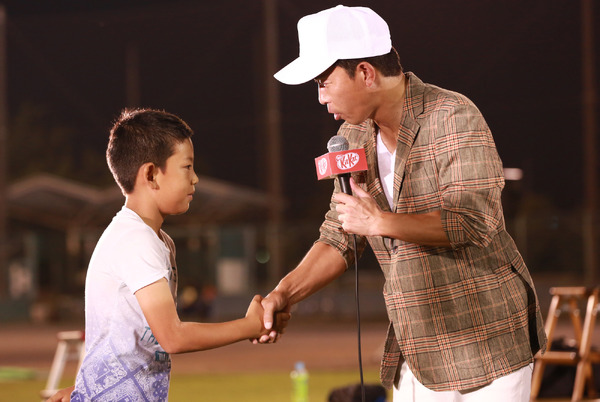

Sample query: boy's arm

[135,278,266,354]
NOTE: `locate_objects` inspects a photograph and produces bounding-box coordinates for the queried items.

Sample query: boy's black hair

[107,108,194,194]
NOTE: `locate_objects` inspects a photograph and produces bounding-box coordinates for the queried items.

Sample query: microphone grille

[327,135,349,153]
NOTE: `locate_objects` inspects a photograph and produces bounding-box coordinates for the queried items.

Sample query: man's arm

[135,279,267,353]
[334,178,451,247]
[259,241,347,342]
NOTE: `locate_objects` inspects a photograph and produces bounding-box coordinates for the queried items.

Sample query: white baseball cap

[274,5,392,85]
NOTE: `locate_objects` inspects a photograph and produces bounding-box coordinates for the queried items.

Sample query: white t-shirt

[377,131,396,209]
[71,206,177,401]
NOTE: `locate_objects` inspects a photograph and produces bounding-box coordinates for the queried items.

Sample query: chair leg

[531,294,561,401]
[545,294,561,349]
[530,360,545,401]
[571,289,599,402]
[572,360,587,401]
[584,362,596,398]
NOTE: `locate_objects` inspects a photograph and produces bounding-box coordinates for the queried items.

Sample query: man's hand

[253,290,291,344]
[46,385,74,402]
[334,178,384,236]
[335,178,451,247]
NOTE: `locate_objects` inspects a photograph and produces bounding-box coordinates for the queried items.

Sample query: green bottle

[291,361,309,402]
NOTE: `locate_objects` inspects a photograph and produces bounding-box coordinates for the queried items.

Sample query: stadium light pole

[0,5,8,299]
[582,0,597,284]
[263,0,284,285]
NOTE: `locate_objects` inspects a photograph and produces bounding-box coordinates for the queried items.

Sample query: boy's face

[155,138,198,216]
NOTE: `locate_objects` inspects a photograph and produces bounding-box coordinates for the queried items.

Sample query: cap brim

[274,56,337,85]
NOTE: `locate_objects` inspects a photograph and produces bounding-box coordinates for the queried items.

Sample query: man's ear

[356,62,377,87]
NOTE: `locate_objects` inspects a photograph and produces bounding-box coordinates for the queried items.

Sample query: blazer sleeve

[435,101,506,249]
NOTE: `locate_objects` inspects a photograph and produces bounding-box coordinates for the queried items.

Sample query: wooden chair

[530,286,600,401]
[39,330,85,401]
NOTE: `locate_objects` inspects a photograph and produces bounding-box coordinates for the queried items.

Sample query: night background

[2,0,597,217]
[0,2,598,399]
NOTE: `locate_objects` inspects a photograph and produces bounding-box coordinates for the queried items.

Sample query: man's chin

[344,117,365,125]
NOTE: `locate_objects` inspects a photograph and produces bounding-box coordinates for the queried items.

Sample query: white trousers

[393,361,533,402]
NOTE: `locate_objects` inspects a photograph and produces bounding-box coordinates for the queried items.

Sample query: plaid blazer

[317,72,547,391]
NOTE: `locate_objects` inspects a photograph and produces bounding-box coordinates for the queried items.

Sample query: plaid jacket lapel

[391,74,423,213]
[392,118,419,213]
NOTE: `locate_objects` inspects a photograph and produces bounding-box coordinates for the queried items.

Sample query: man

[259,5,547,401]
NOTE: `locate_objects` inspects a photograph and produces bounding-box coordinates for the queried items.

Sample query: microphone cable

[325,135,366,401]
[351,234,366,402]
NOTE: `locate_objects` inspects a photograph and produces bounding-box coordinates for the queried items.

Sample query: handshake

[246,290,292,344]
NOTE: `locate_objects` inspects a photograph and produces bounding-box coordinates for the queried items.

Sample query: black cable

[351,234,366,402]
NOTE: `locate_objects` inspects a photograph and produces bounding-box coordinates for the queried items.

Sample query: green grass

[1,369,390,401]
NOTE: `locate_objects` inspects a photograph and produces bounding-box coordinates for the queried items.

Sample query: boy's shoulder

[159,228,175,247]
[89,208,173,284]
[98,208,162,250]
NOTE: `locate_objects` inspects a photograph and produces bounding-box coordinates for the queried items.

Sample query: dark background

[2,0,598,220]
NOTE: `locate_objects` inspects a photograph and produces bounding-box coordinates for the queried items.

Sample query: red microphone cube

[314,148,368,180]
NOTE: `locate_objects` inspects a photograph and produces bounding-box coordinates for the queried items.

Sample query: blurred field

[0,319,390,401]
[2,299,592,402]
[1,369,387,401]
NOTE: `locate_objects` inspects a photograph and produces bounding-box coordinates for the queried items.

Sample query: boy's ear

[140,162,159,189]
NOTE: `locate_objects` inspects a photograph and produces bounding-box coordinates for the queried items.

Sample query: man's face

[315,66,370,125]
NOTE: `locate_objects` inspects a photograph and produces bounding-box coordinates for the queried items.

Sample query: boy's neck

[125,196,164,235]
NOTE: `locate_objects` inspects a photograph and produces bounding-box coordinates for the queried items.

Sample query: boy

[48,108,277,401]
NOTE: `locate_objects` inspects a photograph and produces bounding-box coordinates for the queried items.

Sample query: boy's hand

[252,290,292,344]
[46,385,74,402]
[245,295,268,339]
[246,295,291,341]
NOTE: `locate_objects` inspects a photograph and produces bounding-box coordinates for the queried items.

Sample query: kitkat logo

[335,152,360,170]
[318,157,328,176]
[315,148,366,180]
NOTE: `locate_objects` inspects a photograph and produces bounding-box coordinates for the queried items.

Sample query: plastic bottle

[290,361,309,402]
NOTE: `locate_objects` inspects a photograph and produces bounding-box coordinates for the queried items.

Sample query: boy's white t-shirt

[71,206,177,402]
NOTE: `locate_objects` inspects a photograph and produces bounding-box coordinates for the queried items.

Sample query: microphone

[327,136,352,194]
[315,135,368,195]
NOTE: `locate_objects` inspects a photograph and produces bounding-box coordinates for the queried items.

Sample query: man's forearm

[376,210,451,247]
[274,241,347,306]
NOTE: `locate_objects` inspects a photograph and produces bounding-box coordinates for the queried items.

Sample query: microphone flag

[314,148,368,180]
